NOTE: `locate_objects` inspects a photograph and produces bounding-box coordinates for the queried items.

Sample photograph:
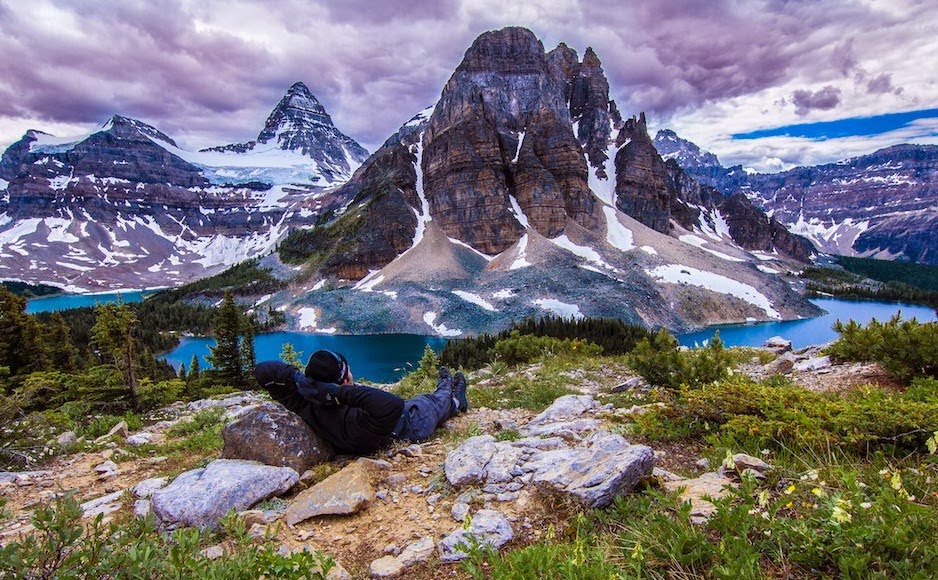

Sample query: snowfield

[646,264,781,319]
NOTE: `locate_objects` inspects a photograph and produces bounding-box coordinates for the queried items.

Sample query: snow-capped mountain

[0,85,368,291]
[653,131,938,265]
[201,82,368,185]
[254,27,820,336]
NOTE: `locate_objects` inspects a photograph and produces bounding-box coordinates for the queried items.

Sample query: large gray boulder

[525,432,654,508]
[222,401,334,473]
[151,459,298,530]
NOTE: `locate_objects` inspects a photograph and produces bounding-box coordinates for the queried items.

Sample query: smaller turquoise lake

[678,297,936,349]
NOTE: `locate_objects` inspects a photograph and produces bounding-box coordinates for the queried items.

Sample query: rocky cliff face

[0,86,368,291]
[654,131,938,264]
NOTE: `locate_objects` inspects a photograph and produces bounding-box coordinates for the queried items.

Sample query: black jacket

[254,361,404,456]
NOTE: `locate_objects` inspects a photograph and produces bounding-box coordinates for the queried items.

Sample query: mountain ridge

[652,131,938,265]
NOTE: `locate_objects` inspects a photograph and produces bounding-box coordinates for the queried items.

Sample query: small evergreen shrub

[489,331,601,367]
[827,316,938,381]
[627,329,732,390]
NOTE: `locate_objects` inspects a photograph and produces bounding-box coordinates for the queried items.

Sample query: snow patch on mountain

[533,298,583,319]
[510,234,532,270]
[423,312,463,337]
[452,290,497,312]
[679,234,745,262]
[603,206,635,251]
[646,264,781,319]
[509,195,530,228]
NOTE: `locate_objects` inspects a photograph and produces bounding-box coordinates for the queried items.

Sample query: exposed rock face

[421,27,599,254]
[615,113,672,233]
[221,402,335,473]
[654,131,938,265]
[268,26,821,336]
[618,116,813,260]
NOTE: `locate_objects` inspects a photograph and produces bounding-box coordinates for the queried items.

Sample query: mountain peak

[652,129,720,170]
[100,115,178,146]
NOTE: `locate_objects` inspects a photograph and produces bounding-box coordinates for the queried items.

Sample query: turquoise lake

[26,292,937,383]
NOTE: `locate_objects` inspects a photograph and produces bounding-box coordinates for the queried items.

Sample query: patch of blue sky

[732,108,938,140]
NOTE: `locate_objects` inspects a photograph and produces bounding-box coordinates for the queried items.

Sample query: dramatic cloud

[1,0,936,171]
[792,86,842,116]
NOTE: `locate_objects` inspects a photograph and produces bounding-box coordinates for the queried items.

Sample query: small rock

[369,555,404,578]
[126,433,153,446]
[399,444,423,458]
[652,467,685,482]
[611,376,648,393]
[133,476,169,498]
[201,545,225,560]
[451,502,470,522]
[383,543,400,555]
[794,355,832,372]
[695,458,710,470]
[438,509,513,562]
[57,431,78,446]
[764,353,796,375]
[385,474,408,488]
[398,536,435,566]
[763,336,792,353]
[238,509,268,528]
[285,462,375,526]
[662,472,735,523]
[95,460,119,475]
[248,523,267,539]
[358,458,392,470]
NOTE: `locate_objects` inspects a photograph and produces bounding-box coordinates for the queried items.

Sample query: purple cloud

[792,86,842,116]
[0,0,933,156]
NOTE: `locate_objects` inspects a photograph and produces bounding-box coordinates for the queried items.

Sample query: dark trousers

[395,374,458,442]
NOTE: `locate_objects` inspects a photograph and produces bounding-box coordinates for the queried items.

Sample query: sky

[1,0,936,173]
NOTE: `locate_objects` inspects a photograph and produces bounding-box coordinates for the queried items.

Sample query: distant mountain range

[8,26,929,335]
[0,82,367,291]
[653,130,938,265]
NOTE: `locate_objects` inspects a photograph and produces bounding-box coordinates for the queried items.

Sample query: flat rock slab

[438,509,513,562]
[151,459,298,530]
[285,462,375,525]
[662,472,736,522]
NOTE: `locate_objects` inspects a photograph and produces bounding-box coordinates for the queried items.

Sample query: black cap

[305,350,348,384]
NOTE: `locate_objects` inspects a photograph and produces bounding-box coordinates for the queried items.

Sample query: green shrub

[489,331,601,367]
[827,316,938,381]
[627,329,731,390]
[0,493,335,578]
[634,374,938,455]
[611,464,938,578]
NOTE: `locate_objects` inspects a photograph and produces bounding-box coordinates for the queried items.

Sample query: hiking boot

[454,371,469,413]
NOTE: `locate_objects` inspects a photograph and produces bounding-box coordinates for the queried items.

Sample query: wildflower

[785,484,796,495]
[831,499,853,525]
[758,490,770,508]
[811,487,825,497]
[890,472,903,492]
[631,542,644,561]
[860,502,872,509]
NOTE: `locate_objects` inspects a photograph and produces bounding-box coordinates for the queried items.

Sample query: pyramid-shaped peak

[272,82,327,118]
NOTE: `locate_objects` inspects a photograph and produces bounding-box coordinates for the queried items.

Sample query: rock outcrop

[221,401,335,473]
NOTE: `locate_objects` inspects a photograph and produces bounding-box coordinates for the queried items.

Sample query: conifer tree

[280,343,303,368]
[240,316,257,388]
[46,312,77,372]
[189,355,201,380]
[91,301,140,408]
[208,291,245,388]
